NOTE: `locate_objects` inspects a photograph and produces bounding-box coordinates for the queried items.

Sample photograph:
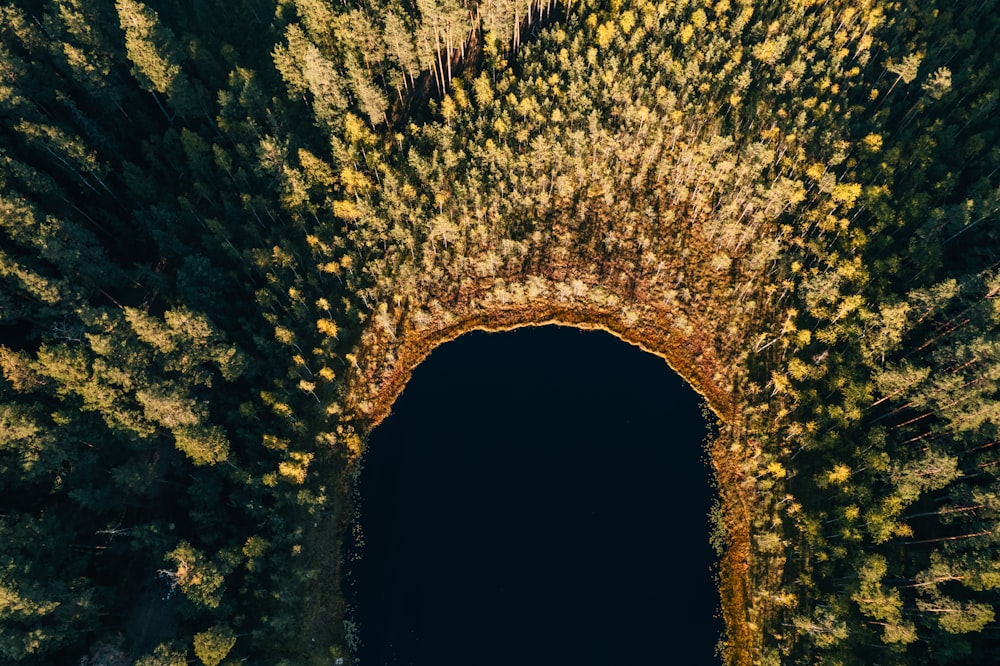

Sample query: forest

[0,0,998,663]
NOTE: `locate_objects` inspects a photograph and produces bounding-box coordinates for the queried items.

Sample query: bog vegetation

[1,0,999,663]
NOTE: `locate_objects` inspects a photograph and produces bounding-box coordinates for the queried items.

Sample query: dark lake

[348,326,722,665]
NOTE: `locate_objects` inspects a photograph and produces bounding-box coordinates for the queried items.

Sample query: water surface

[350,326,721,664]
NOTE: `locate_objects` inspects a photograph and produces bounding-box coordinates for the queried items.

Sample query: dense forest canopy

[1,0,999,663]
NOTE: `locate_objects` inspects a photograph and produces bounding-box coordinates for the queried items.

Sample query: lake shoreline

[338,293,762,665]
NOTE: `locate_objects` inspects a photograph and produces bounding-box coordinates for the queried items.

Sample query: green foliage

[1,0,1000,663]
[135,643,189,666]
[193,625,236,666]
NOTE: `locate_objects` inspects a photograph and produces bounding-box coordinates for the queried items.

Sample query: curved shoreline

[342,296,759,665]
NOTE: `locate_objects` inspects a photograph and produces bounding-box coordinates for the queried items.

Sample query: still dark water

[348,326,722,665]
